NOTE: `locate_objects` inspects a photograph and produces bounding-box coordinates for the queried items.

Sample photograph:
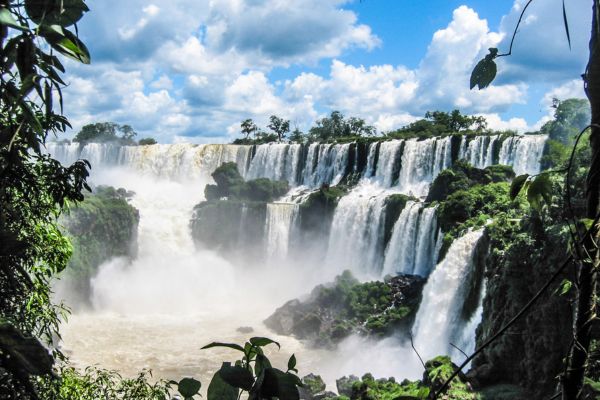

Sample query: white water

[382,202,440,278]
[499,135,548,175]
[301,143,351,187]
[265,203,299,262]
[412,229,485,360]
[325,183,389,280]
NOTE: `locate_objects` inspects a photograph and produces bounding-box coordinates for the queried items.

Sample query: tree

[138,137,158,145]
[289,127,305,144]
[0,0,92,398]
[73,122,137,145]
[267,115,290,142]
[240,118,258,139]
[309,111,375,140]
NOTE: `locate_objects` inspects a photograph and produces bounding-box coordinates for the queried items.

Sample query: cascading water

[301,143,351,187]
[265,203,299,262]
[245,143,303,185]
[396,137,451,196]
[460,135,499,168]
[367,140,403,187]
[411,229,485,360]
[382,202,440,278]
[499,134,548,175]
[325,183,389,279]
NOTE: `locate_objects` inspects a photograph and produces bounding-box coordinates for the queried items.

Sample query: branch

[497,0,535,58]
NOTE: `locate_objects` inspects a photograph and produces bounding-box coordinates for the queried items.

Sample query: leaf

[527,173,553,211]
[260,368,300,400]
[249,337,280,349]
[562,0,571,50]
[25,0,89,26]
[287,354,297,372]
[510,174,530,200]
[255,354,272,379]
[555,279,573,296]
[207,371,239,400]
[201,342,245,352]
[470,49,498,90]
[0,8,28,30]
[48,28,90,64]
[178,377,201,398]
[218,363,255,391]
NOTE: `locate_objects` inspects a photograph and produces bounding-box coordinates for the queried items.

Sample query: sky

[61,0,591,143]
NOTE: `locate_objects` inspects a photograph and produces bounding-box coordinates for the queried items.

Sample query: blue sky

[62,0,590,143]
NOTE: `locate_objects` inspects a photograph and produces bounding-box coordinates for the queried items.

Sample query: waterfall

[396,137,451,197]
[460,135,499,168]
[48,142,253,181]
[382,203,439,278]
[265,203,299,262]
[411,229,485,360]
[325,183,388,279]
[369,140,403,187]
[245,143,303,185]
[301,143,351,187]
[498,135,548,175]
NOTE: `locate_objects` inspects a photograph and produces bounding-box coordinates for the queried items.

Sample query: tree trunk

[562,1,600,398]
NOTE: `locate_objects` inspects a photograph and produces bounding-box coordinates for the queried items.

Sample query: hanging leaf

[527,173,552,211]
[470,48,498,90]
[207,371,239,400]
[177,377,201,399]
[562,0,571,50]
[0,8,28,30]
[25,0,89,27]
[510,174,530,200]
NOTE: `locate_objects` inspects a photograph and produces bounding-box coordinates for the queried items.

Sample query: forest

[1,1,599,400]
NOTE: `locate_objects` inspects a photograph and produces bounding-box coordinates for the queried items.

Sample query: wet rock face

[264,271,426,347]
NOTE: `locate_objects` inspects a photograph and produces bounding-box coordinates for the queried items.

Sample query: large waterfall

[49,133,545,391]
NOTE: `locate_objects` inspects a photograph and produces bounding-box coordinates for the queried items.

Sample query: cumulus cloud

[60,1,590,142]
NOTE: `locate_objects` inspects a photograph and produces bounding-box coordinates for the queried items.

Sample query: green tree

[267,115,290,142]
[241,118,258,139]
[309,111,374,140]
[73,122,137,145]
[289,127,305,144]
[0,0,92,398]
[138,137,158,145]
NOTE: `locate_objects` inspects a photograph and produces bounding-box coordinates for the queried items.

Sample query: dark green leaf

[178,377,201,398]
[25,0,89,26]
[218,363,254,391]
[207,371,239,400]
[255,354,272,379]
[0,8,28,30]
[510,174,530,200]
[260,368,300,400]
[287,354,297,372]
[527,173,552,210]
[201,342,245,352]
[562,0,571,50]
[470,49,498,90]
[249,337,280,349]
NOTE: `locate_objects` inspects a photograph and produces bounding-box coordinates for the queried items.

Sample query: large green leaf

[218,362,255,391]
[39,24,90,64]
[0,8,28,30]
[510,174,530,200]
[207,370,239,400]
[25,0,89,26]
[178,377,201,399]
